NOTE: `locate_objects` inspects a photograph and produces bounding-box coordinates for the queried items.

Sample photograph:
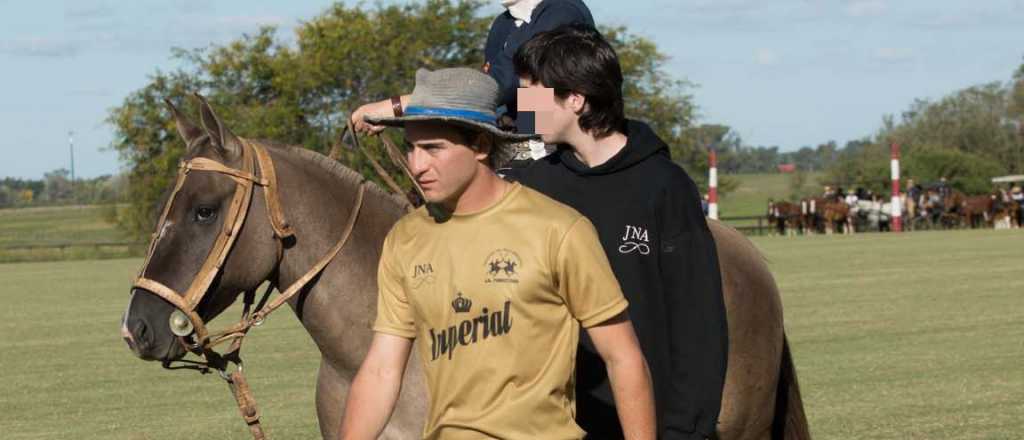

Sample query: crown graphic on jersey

[451,292,472,313]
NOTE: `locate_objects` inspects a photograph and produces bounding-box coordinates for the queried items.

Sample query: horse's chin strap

[136,137,367,440]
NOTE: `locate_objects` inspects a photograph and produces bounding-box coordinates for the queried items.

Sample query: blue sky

[2,0,1022,179]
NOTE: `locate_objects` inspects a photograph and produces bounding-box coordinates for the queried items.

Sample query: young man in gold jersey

[339,67,656,440]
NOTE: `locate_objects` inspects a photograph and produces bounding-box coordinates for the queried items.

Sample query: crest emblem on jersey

[484,249,521,284]
[451,292,472,313]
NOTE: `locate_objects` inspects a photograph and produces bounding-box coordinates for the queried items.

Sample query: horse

[767,200,803,236]
[798,197,824,235]
[121,98,811,440]
[820,200,851,235]
[960,194,994,229]
[941,189,967,228]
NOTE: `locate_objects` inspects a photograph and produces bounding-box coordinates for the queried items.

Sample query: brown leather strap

[134,135,368,440]
[379,134,427,202]
[390,96,404,117]
[344,121,414,210]
[188,158,267,186]
[133,277,211,344]
[248,140,294,239]
[250,182,366,324]
[133,144,258,347]
[228,370,265,439]
[137,164,189,279]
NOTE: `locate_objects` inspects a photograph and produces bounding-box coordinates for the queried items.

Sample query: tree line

[104,0,1023,237]
[0,171,125,209]
[107,0,704,238]
[709,61,1024,197]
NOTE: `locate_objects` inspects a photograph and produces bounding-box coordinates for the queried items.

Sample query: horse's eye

[195,206,217,223]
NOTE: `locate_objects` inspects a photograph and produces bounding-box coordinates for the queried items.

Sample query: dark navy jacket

[484,0,594,117]
[509,120,729,440]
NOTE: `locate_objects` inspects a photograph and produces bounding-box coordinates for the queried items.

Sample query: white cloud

[214,15,287,29]
[755,49,779,66]
[65,3,115,19]
[0,37,81,58]
[67,87,114,97]
[686,0,762,13]
[844,0,888,18]
[873,47,914,63]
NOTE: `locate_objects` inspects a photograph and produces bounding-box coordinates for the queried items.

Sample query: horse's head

[121,95,280,362]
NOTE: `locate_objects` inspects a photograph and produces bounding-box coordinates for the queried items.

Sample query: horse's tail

[771,334,812,440]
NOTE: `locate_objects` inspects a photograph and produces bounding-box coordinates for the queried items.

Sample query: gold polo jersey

[374,182,628,440]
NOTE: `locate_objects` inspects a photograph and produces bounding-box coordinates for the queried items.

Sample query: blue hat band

[403,106,496,126]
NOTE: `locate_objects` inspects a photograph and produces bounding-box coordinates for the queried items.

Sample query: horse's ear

[192,93,242,160]
[164,98,203,147]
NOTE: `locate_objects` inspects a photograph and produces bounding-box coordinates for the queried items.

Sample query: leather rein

[131,132,366,439]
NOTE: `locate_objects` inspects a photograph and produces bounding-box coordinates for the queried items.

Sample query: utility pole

[708,143,719,220]
[890,142,902,233]
[69,130,76,202]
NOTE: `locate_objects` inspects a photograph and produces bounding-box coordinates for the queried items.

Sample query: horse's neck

[269,146,401,286]
[266,145,407,365]
[263,146,428,437]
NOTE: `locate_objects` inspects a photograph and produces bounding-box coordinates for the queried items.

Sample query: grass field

[0,228,1020,439]
[0,172,808,263]
[720,172,823,219]
[0,205,140,263]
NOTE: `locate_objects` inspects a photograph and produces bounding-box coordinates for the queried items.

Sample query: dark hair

[451,124,503,168]
[513,24,625,138]
[404,121,506,168]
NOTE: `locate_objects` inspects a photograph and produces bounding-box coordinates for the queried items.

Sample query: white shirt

[502,0,544,26]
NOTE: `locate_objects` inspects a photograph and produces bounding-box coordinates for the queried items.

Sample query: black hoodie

[509,120,728,439]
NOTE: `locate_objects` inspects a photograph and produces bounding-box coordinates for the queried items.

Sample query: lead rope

[227,181,366,439]
[342,120,428,210]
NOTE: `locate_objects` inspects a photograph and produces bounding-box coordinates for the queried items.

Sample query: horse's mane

[255,139,410,210]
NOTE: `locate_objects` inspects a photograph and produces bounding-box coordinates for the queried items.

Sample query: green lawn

[756,229,1024,439]
[718,172,822,227]
[0,228,1021,439]
[0,205,139,262]
[0,173,814,261]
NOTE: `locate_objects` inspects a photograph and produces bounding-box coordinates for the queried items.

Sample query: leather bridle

[131,134,365,439]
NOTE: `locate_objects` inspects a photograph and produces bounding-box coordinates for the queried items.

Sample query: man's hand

[351,95,409,135]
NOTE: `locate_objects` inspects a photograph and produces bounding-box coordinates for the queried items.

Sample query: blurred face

[405,121,490,206]
[518,76,582,144]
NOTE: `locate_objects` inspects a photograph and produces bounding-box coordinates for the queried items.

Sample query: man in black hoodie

[507,24,729,440]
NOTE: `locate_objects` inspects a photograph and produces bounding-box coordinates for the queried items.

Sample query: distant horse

[120,98,811,440]
[799,197,826,235]
[767,200,803,236]
[960,194,994,229]
[942,189,968,228]
[821,200,851,235]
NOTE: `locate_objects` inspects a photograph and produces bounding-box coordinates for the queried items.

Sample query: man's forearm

[339,364,404,440]
[606,355,657,440]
